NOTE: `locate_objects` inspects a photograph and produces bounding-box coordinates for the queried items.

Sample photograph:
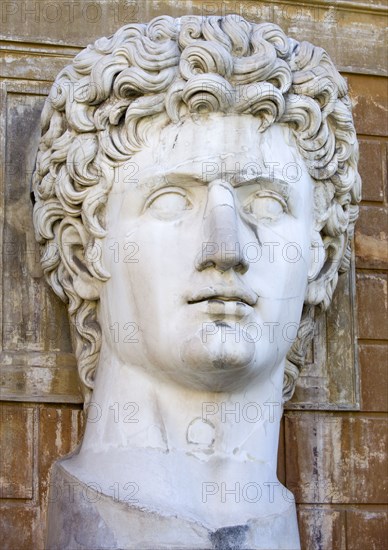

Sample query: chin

[171,327,261,391]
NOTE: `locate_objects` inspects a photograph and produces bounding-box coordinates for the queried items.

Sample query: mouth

[188,287,258,307]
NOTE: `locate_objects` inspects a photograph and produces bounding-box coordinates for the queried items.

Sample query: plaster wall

[0,2,387,548]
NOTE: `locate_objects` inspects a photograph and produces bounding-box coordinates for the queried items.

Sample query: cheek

[137,219,198,269]
[249,222,311,289]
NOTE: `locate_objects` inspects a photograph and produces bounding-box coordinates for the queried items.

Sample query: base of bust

[46,459,300,550]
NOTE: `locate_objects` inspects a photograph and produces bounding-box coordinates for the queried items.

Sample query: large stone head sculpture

[32,14,361,549]
[32,15,360,407]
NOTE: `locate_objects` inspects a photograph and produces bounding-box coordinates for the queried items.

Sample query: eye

[146,188,192,220]
[244,191,288,222]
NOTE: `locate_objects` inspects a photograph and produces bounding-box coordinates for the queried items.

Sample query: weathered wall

[0,1,387,548]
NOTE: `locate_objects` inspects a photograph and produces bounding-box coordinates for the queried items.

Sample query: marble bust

[32,15,361,550]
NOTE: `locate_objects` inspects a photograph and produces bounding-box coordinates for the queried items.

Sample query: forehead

[124,114,309,186]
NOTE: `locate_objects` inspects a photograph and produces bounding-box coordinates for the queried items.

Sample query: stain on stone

[210,524,249,549]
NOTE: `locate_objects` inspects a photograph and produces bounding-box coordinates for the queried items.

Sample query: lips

[188,286,258,307]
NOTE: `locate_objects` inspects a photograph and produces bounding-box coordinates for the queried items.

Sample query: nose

[195,180,249,274]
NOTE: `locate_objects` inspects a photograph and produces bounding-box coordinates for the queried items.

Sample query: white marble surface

[60,117,305,548]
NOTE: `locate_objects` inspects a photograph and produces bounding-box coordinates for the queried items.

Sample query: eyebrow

[138,170,291,198]
[232,175,290,197]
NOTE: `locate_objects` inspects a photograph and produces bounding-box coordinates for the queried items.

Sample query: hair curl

[32,15,361,404]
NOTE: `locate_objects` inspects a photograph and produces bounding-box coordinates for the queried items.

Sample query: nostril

[195,257,215,272]
[195,245,249,274]
[235,260,249,275]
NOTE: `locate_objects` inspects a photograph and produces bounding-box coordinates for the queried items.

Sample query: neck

[80,342,284,465]
[64,340,295,530]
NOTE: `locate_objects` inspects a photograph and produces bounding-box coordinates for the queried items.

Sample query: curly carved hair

[32,15,361,404]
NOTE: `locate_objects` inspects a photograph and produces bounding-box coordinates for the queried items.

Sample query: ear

[305,232,346,309]
[58,218,104,301]
[307,230,325,282]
